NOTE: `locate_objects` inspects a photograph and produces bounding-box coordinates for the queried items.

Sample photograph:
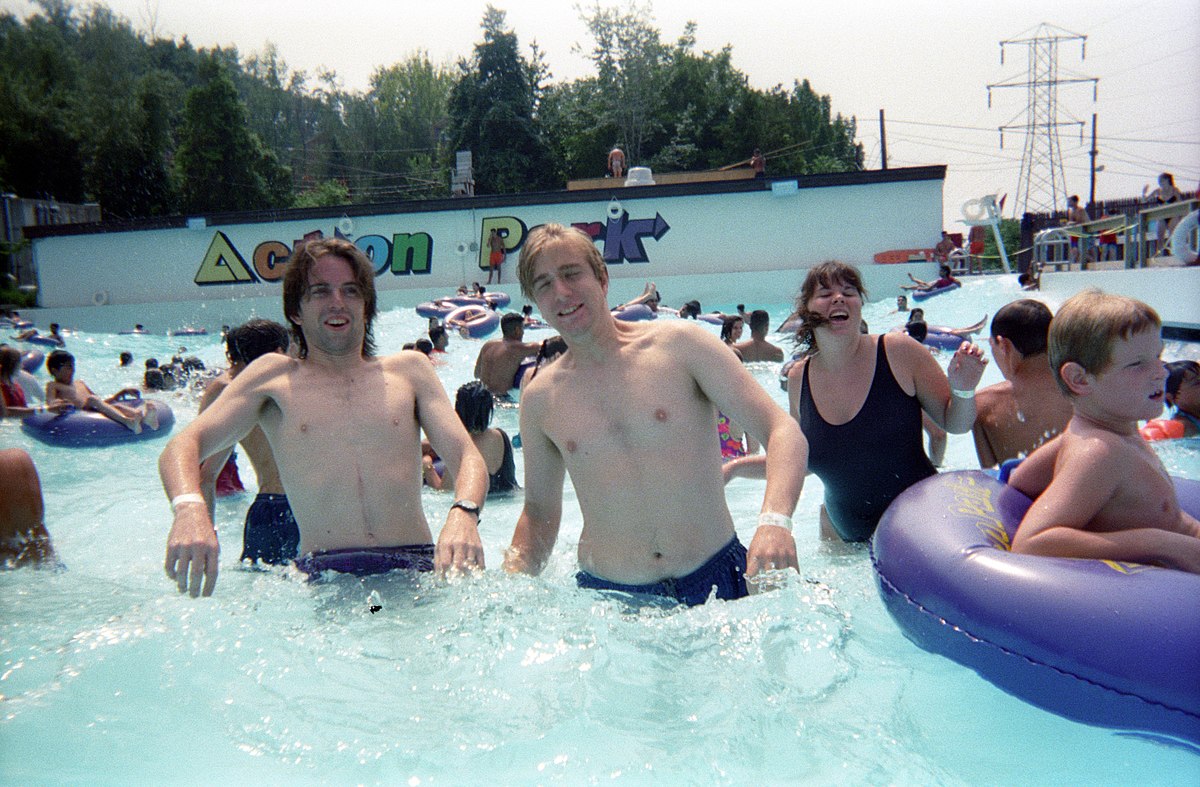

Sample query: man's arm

[685,326,806,575]
[504,388,566,575]
[408,355,488,573]
[971,393,998,469]
[159,357,280,597]
[195,376,234,519]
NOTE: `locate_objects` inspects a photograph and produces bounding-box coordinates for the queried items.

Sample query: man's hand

[745,523,799,579]
[435,508,485,574]
[164,504,220,597]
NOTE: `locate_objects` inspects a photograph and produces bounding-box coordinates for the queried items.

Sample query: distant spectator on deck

[1145,172,1184,256]
[967,225,986,274]
[933,231,957,263]
[750,148,766,178]
[607,146,626,179]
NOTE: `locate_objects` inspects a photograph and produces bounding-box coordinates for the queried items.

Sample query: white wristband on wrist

[951,387,976,399]
[757,512,793,532]
[170,493,206,513]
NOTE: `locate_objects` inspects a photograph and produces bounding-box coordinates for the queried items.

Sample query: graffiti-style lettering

[391,233,433,275]
[602,211,669,264]
[252,241,291,281]
[478,217,527,270]
[195,231,257,285]
[356,235,392,275]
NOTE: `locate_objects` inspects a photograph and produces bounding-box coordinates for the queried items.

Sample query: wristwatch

[450,499,481,520]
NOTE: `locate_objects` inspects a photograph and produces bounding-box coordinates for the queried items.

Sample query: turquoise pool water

[2,275,1198,783]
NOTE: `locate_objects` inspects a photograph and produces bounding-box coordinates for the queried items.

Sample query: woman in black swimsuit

[726,262,987,541]
[423,381,518,496]
[1147,172,1184,254]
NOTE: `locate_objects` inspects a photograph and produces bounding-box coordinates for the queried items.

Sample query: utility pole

[988,23,1097,217]
[879,109,888,170]
[1088,113,1098,212]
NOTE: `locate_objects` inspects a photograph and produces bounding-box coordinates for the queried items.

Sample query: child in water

[45,350,159,433]
[1140,360,1200,440]
[1009,291,1200,573]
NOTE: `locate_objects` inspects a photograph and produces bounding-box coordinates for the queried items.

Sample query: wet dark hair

[1165,360,1199,404]
[679,300,701,319]
[529,335,568,382]
[0,344,20,381]
[429,325,447,345]
[500,312,525,337]
[226,319,290,365]
[118,351,133,366]
[749,309,770,333]
[455,380,494,433]
[414,338,434,356]
[990,300,1053,357]
[793,261,867,352]
[905,320,928,343]
[282,237,377,359]
[46,349,74,372]
[719,315,744,343]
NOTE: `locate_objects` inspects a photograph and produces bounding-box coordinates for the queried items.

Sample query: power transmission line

[987,23,1098,216]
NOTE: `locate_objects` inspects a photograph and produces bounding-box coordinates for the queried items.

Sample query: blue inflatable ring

[613,303,656,322]
[911,282,961,301]
[872,470,1200,744]
[21,394,176,447]
[445,305,500,339]
[20,348,44,372]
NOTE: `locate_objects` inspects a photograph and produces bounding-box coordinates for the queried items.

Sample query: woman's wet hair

[719,315,743,343]
[455,380,494,433]
[793,261,867,352]
[529,336,568,383]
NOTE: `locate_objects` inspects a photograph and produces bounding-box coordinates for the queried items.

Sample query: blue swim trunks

[294,544,435,580]
[240,493,299,565]
[576,535,748,606]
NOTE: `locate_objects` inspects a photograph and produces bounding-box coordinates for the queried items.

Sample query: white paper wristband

[170,493,206,513]
[757,512,793,533]
[951,387,976,399]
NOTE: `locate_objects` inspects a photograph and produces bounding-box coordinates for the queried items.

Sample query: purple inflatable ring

[613,303,656,322]
[872,470,1200,744]
[21,394,175,447]
[911,281,961,301]
[20,348,44,372]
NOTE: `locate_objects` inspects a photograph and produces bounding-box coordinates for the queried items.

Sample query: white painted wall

[31,174,944,313]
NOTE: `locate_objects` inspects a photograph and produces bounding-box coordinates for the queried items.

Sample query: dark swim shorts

[575,535,748,606]
[294,544,435,580]
[240,493,299,565]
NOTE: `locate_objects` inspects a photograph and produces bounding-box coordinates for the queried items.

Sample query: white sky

[6,0,1199,231]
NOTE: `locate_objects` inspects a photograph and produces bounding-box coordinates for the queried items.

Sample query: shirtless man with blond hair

[162,238,488,596]
[503,224,807,605]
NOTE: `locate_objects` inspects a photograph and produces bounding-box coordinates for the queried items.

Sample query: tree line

[0,0,863,220]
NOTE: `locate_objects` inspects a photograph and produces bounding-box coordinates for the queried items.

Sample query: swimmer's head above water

[282,237,378,359]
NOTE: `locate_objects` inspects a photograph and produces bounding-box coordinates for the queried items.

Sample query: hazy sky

[7,0,1199,230]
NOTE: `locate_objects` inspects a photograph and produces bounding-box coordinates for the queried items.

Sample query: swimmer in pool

[45,349,159,433]
[197,319,299,564]
[732,310,784,363]
[161,238,488,596]
[473,312,540,397]
[1009,291,1200,573]
[725,261,986,542]
[901,265,959,292]
[0,448,55,568]
[423,381,519,496]
[504,224,806,606]
[972,300,1072,468]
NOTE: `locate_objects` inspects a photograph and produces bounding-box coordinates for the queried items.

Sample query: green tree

[174,57,292,212]
[446,6,555,194]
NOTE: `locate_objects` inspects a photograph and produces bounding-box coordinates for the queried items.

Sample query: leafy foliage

[0,0,863,217]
